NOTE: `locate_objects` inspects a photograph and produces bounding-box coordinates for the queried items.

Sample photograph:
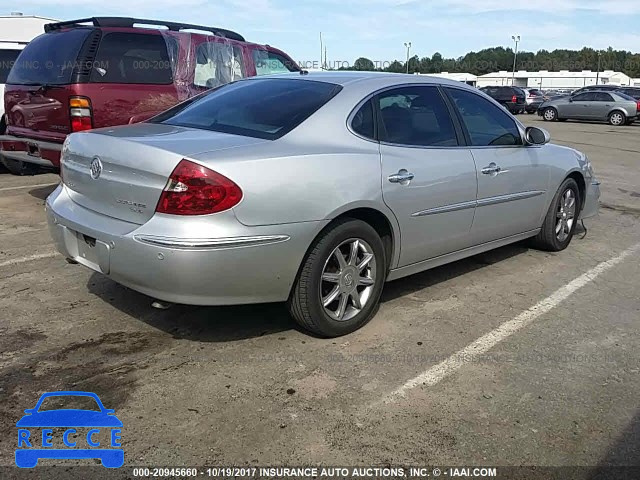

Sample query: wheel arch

[287,204,400,300]
[566,170,586,211]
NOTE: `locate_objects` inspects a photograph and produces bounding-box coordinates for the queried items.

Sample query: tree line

[345,47,640,78]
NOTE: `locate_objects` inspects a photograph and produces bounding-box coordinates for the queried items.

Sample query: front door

[444,87,549,244]
[376,85,478,267]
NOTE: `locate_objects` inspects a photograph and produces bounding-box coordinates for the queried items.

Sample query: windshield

[7,29,91,85]
[152,78,342,140]
[0,49,21,83]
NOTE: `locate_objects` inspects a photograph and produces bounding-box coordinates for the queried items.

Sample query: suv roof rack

[44,17,245,42]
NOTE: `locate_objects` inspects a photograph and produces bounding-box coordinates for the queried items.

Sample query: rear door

[377,85,478,266]
[444,86,548,243]
[592,92,615,119]
[82,30,179,127]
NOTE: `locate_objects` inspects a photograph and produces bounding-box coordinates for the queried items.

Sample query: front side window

[376,86,458,147]
[90,32,173,84]
[152,78,341,140]
[252,50,298,76]
[446,87,522,147]
[193,41,245,88]
[572,92,595,102]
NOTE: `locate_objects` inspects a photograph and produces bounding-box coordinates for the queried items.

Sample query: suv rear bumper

[0,135,62,168]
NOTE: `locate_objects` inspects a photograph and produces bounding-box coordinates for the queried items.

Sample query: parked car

[479,86,526,114]
[0,17,299,175]
[539,90,639,125]
[521,87,545,113]
[46,72,600,337]
[570,85,620,96]
[616,87,640,100]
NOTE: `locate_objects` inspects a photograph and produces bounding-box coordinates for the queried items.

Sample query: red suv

[0,17,299,175]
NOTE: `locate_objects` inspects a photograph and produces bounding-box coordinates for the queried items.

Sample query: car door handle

[481,163,508,176]
[388,169,414,184]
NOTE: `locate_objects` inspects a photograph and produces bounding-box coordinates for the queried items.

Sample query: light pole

[511,35,520,86]
[404,41,412,74]
[595,51,602,85]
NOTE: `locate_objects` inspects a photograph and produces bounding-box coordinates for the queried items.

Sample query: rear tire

[543,107,558,122]
[608,111,626,126]
[531,178,581,252]
[288,218,386,337]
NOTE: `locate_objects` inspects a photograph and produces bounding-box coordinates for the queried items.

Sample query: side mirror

[525,126,550,145]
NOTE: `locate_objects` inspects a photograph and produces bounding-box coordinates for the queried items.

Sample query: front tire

[288,218,386,337]
[608,111,626,126]
[531,178,581,252]
[543,107,558,122]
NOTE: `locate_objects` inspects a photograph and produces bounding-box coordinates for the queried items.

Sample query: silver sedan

[539,90,639,125]
[47,72,600,337]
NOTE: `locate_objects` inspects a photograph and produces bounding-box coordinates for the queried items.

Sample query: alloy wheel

[610,112,624,126]
[544,108,556,121]
[320,238,377,321]
[556,189,576,242]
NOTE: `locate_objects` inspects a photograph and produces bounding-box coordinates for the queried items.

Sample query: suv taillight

[511,95,517,103]
[69,96,93,132]
[156,159,243,215]
[636,101,640,112]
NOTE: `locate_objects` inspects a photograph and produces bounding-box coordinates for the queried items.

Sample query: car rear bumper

[46,184,325,306]
[580,179,601,220]
[0,134,62,168]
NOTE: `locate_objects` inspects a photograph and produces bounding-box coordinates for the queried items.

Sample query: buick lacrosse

[47,72,600,337]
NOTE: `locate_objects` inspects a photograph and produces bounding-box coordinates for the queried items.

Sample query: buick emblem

[90,157,103,180]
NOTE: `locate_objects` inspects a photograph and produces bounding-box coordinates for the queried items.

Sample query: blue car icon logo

[16,391,123,468]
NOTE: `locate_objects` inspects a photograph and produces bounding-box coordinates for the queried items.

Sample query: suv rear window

[152,78,341,140]
[0,49,21,83]
[7,29,92,85]
[90,32,173,84]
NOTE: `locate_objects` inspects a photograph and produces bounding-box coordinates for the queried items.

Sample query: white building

[416,72,477,86]
[476,70,633,90]
[0,12,57,44]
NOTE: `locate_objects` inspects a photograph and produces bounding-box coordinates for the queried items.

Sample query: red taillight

[69,96,93,132]
[512,95,517,103]
[156,159,243,215]
[636,101,640,112]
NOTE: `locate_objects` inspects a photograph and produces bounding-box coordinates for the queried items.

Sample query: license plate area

[72,230,111,274]
[27,143,40,157]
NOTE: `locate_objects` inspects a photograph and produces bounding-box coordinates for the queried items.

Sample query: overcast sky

[15,0,640,67]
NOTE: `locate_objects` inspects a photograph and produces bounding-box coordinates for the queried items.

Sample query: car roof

[246,71,473,89]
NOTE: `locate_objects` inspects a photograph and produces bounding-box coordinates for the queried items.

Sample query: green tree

[353,57,375,71]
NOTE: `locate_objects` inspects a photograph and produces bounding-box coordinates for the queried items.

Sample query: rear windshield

[152,78,342,140]
[7,29,91,85]
[0,49,21,83]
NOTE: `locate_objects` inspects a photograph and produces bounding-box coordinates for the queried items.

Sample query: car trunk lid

[62,123,266,224]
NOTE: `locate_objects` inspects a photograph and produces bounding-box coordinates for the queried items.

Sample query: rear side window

[193,41,245,88]
[615,92,636,101]
[351,99,375,139]
[252,50,298,75]
[0,49,21,83]
[594,92,614,102]
[7,29,91,85]
[90,33,172,84]
[446,87,522,146]
[153,78,341,140]
[377,86,458,147]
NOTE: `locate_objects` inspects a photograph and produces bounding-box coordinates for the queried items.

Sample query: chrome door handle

[388,169,415,184]
[481,162,502,175]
